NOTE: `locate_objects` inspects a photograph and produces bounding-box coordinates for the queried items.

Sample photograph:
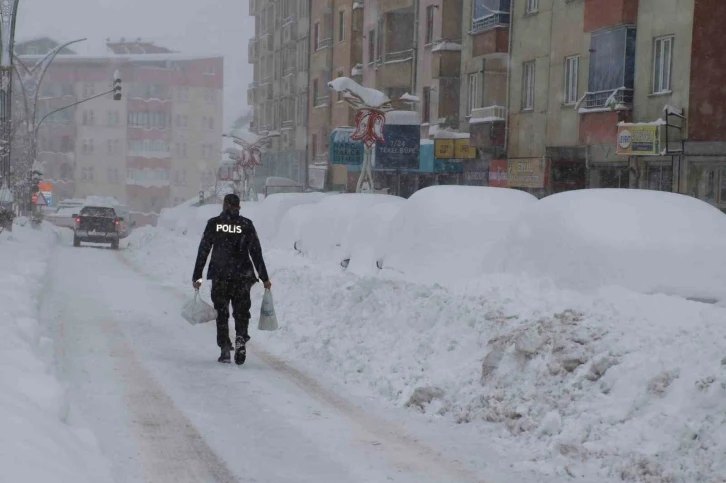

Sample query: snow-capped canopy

[328,77,390,108]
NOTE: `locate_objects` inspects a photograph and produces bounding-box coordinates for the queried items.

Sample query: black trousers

[211,279,252,349]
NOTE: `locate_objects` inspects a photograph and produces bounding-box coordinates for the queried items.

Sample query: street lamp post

[327,77,415,193]
[222,131,280,201]
[0,0,19,227]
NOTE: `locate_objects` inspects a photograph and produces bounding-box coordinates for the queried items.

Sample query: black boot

[218,346,231,364]
[234,336,246,365]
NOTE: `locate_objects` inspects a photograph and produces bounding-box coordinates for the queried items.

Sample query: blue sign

[330,127,364,166]
[375,124,420,170]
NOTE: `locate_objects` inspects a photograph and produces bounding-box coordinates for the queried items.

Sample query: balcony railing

[248,81,258,89]
[470,105,507,123]
[316,37,332,50]
[283,15,297,26]
[282,120,295,129]
[471,13,511,34]
[577,87,634,111]
[314,95,330,108]
[382,49,414,64]
[284,65,296,76]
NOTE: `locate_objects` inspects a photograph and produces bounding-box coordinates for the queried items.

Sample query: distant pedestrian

[192,194,271,365]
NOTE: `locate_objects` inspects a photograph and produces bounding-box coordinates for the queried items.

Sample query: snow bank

[295,193,404,264]
[340,199,406,276]
[381,186,538,284]
[244,192,327,240]
[157,203,223,238]
[123,215,726,483]
[494,189,726,301]
[0,223,114,483]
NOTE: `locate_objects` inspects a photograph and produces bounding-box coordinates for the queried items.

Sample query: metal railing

[314,95,330,107]
[282,120,295,129]
[316,37,332,50]
[470,105,507,121]
[248,81,258,89]
[283,15,297,26]
[580,88,634,110]
[471,13,511,34]
[383,49,414,64]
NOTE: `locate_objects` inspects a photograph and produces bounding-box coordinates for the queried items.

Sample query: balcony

[249,0,256,15]
[382,49,414,64]
[282,16,297,44]
[584,0,638,33]
[469,106,507,153]
[375,50,413,90]
[432,41,461,79]
[314,95,330,108]
[379,0,413,14]
[282,120,295,130]
[576,87,633,112]
[316,37,332,51]
[248,38,258,63]
[247,82,257,104]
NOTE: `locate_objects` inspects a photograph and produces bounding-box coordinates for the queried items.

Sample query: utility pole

[0,0,20,230]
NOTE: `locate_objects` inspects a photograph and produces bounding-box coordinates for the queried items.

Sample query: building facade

[248,0,310,192]
[18,38,223,226]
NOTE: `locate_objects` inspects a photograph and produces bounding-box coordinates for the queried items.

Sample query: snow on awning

[431,42,462,52]
[328,77,390,108]
[617,119,666,127]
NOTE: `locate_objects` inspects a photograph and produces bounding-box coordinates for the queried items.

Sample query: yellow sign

[508,158,547,188]
[616,124,660,156]
[434,139,455,159]
[454,138,476,159]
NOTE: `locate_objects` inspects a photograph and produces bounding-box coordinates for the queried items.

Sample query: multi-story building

[248,0,310,192]
[17,38,223,226]
[505,0,725,207]
[306,0,363,191]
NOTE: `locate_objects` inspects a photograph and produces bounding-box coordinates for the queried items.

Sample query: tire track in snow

[99,316,241,483]
[116,249,487,483]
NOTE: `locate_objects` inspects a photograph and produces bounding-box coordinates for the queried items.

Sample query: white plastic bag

[181,290,217,325]
[258,289,278,331]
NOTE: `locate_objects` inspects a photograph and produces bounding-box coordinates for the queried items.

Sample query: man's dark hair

[223,194,240,208]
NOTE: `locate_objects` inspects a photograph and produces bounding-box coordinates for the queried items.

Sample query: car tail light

[76,217,81,223]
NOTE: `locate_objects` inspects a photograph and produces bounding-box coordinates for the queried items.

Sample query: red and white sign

[488,159,508,188]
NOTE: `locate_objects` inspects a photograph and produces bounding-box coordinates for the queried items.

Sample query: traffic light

[113,70,122,101]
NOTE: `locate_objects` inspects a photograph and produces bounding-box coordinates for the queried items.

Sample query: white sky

[16,0,255,130]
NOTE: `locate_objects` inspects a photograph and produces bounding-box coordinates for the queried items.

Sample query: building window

[82,83,95,97]
[368,30,376,63]
[314,22,320,50]
[468,73,480,113]
[522,61,535,111]
[653,35,674,94]
[312,133,318,155]
[337,71,344,102]
[586,26,636,108]
[564,55,579,105]
[525,0,538,14]
[425,6,435,45]
[422,86,431,123]
[338,10,345,42]
[648,164,673,192]
[312,78,319,105]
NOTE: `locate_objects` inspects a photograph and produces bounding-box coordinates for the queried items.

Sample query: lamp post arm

[35,87,116,140]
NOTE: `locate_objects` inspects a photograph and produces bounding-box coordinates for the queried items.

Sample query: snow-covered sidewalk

[125,204,726,483]
[0,222,114,483]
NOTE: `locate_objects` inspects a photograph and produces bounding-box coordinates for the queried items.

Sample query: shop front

[506,157,549,198]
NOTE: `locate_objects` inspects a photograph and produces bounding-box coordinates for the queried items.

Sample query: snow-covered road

[40,232,485,483]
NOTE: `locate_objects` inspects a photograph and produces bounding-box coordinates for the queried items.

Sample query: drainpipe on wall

[503,0,515,156]
[411,0,420,97]
[304,0,313,190]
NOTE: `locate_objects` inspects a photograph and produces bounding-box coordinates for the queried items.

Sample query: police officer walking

[192,194,271,365]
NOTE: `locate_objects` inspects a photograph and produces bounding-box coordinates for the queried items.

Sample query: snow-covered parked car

[379,185,539,284]
[294,193,404,263]
[492,188,726,302]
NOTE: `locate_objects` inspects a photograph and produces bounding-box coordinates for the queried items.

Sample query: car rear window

[80,207,116,217]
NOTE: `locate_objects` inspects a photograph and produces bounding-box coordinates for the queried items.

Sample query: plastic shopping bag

[181,290,218,325]
[258,289,279,331]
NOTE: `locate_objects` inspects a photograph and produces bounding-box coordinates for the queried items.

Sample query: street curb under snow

[0,222,114,483]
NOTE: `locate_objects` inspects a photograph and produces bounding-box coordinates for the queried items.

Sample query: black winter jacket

[192,210,269,284]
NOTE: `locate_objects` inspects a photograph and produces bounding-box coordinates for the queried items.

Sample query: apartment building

[248,0,310,190]
[17,38,223,226]
[505,0,726,205]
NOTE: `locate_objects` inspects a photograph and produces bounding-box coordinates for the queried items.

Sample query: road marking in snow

[116,250,486,483]
[100,316,241,483]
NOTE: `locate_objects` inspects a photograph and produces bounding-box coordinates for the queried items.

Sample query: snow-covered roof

[16,53,223,63]
[328,77,390,108]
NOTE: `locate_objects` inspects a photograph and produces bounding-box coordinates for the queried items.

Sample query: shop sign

[375,124,420,170]
[329,127,364,166]
[308,165,327,191]
[508,158,547,188]
[434,139,455,159]
[454,138,476,159]
[488,159,508,187]
[616,124,661,156]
